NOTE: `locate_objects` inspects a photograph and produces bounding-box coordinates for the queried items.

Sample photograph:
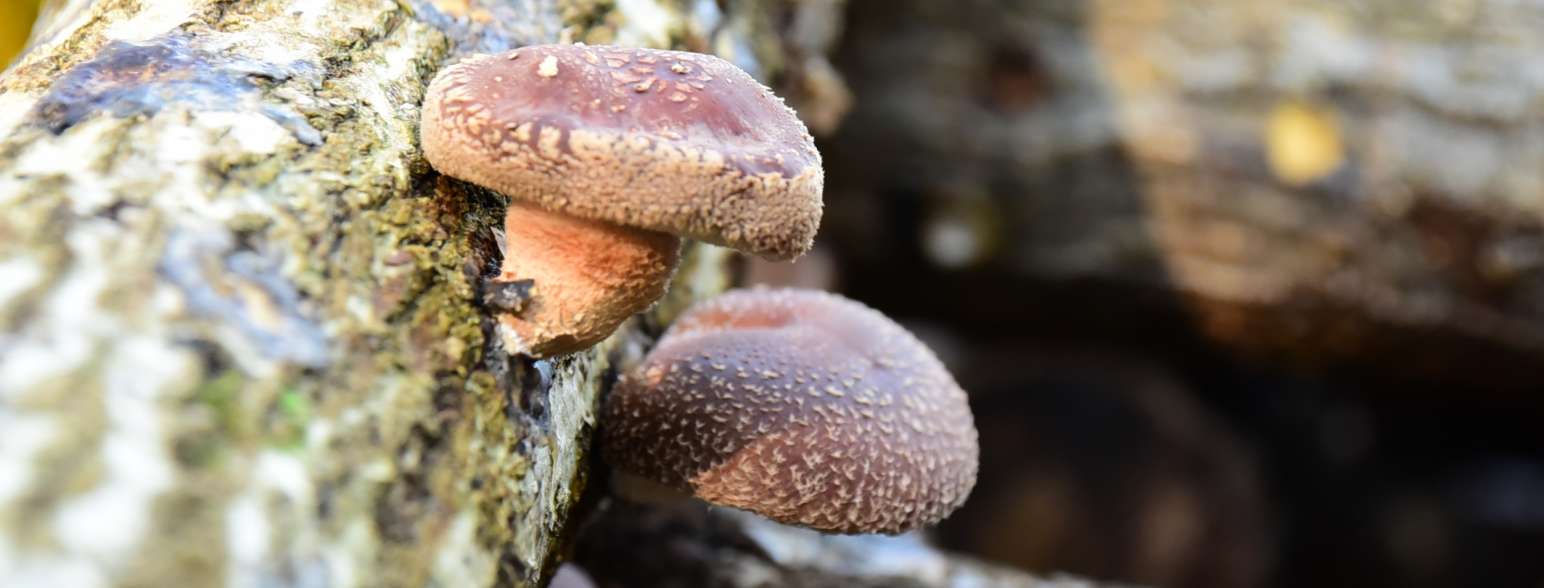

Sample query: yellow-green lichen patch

[559,0,619,45]
[269,387,312,452]
[175,370,250,468]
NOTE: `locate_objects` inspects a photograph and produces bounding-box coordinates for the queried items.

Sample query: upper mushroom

[420,44,824,356]
[601,288,979,534]
[422,43,823,259]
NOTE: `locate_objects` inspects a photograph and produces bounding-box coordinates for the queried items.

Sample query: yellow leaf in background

[1,0,41,69]
[1265,100,1345,187]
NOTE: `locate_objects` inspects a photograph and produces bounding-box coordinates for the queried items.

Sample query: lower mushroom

[601,288,980,535]
[494,201,681,357]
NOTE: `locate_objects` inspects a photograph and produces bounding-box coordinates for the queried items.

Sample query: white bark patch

[0,257,43,312]
[0,93,38,137]
[258,450,314,502]
[202,27,322,67]
[287,0,336,30]
[1,207,191,580]
[8,122,118,213]
[225,495,270,588]
[0,414,56,506]
[0,224,114,393]
[0,537,108,588]
[226,451,328,588]
[194,111,291,156]
[104,0,195,43]
[323,518,372,588]
[52,336,190,568]
[431,511,496,587]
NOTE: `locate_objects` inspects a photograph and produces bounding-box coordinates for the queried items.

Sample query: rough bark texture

[825,0,1544,388]
[0,0,733,586]
[0,1,1106,587]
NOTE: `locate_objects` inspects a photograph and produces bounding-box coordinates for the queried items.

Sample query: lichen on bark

[0,0,738,586]
[0,1,1106,587]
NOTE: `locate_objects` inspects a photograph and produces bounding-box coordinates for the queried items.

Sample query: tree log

[0,1,731,586]
[0,1,1114,587]
[826,0,1544,389]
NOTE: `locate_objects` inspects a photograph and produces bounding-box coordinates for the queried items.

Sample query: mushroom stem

[496,200,681,357]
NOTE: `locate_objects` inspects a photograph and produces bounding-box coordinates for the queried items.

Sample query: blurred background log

[823,0,1544,389]
[813,1,1544,587]
[570,502,1139,588]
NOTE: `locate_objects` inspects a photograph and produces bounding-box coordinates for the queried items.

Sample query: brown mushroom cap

[421,44,823,260]
[601,288,979,534]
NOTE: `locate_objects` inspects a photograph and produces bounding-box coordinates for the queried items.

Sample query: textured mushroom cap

[601,288,979,534]
[421,44,823,260]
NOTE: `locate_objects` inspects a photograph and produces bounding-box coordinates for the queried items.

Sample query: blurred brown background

[757,0,1544,587]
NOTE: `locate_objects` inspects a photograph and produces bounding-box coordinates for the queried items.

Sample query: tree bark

[0,1,1106,587]
[0,1,722,586]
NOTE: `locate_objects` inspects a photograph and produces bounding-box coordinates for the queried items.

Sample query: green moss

[196,370,250,441]
[271,387,311,451]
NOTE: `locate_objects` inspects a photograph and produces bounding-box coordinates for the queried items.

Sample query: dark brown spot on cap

[420,44,824,260]
[600,288,979,534]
